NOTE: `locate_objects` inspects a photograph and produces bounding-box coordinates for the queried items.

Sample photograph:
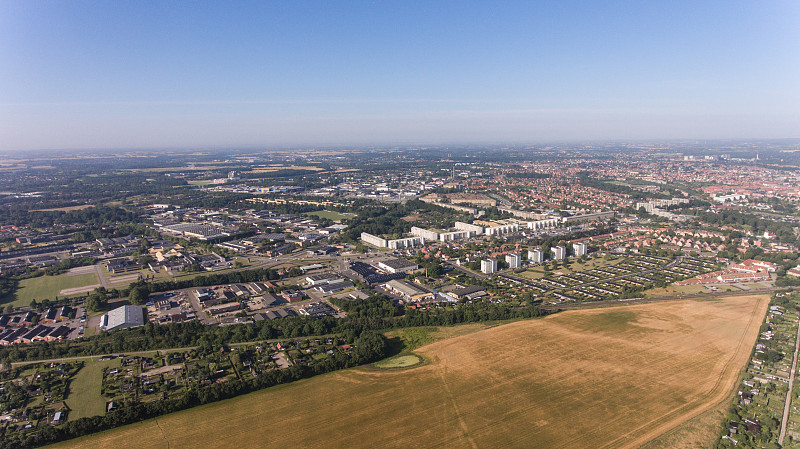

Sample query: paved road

[10,347,198,367]
[443,261,489,280]
[94,264,109,288]
[779,314,800,445]
[10,338,287,367]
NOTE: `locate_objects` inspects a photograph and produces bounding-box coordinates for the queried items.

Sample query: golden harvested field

[49,295,768,449]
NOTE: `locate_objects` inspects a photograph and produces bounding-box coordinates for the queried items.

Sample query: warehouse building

[376,258,419,274]
[101,305,145,332]
[383,279,434,302]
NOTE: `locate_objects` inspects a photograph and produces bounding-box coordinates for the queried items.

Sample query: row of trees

[0,329,389,449]
[689,209,797,243]
[0,205,135,228]
[1,294,550,364]
[124,267,282,305]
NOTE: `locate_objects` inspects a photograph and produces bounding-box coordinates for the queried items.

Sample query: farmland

[48,294,768,449]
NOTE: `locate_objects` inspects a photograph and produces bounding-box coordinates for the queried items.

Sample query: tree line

[0,329,389,449]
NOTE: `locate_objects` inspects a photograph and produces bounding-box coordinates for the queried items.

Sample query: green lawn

[7,272,99,307]
[518,256,624,280]
[303,210,354,222]
[373,354,423,369]
[65,359,119,420]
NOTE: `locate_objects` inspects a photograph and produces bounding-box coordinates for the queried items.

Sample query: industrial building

[305,272,346,286]
[101,305,145,332]
[160,223,229,240]
[376,258,419,274]
[383,279,434,302]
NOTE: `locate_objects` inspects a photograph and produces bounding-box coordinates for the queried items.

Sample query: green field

[372,354,423,369]
[6,272,99,307]
[519,256,623,280]
[65,359,120,421]
[303,210,354,222]
[49,295,769,449]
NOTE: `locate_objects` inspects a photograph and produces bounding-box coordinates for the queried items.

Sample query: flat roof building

[103,305,145,332]
[384,279,434,302]
[377,258,419,274]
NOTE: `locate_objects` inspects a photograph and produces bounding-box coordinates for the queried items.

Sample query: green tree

[128,285,149,305]
[86,290,108,312]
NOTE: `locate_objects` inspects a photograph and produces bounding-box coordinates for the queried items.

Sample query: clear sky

[1,1,798,152]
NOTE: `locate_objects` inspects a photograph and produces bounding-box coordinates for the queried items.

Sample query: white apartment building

[506,253,521,269]
[551,246,566,260]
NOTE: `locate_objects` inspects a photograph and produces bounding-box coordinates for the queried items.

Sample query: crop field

[49,295,768,449]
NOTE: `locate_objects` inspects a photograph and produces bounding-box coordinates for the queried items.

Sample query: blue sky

[1,1,798,151]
